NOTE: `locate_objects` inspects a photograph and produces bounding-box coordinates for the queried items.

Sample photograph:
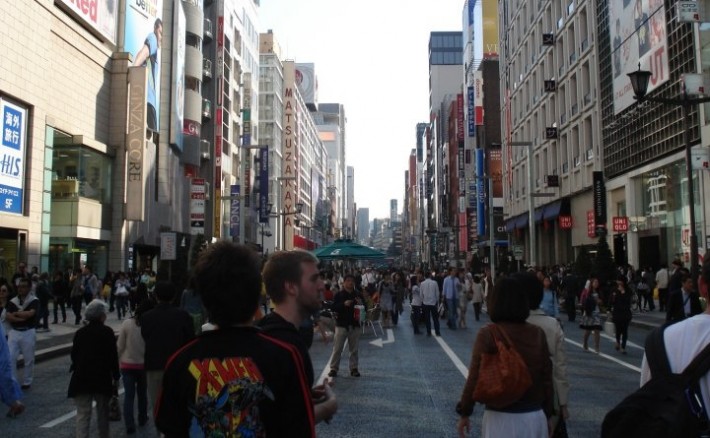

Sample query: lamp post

[627,66,708,287]
[270,201,304,251]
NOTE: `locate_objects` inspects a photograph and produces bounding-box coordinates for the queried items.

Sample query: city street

[0,305,663,437]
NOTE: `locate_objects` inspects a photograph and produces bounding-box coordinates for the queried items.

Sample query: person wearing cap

[68,299,120,438]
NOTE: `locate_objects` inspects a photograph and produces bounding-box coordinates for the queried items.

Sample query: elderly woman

[456,276,554,438]
[68,299,120,438]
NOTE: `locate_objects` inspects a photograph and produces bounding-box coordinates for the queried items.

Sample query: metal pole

[527,142,536,268]
[684,100,700,287]
[488,174,496,281]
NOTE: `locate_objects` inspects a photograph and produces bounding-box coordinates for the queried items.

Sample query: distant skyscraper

[390,199,398,223]
[357,208,370,244]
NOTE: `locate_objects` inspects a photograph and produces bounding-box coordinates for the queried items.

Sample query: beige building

[0,0,203,280]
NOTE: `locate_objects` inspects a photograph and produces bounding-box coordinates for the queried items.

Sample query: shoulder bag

[472,323,533,408]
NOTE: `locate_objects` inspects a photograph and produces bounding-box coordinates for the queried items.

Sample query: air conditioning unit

[542,33,555,46]
[544,79,556,92]
[545,127,558,139]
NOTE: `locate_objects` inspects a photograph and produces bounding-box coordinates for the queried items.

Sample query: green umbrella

[312,239,386,260]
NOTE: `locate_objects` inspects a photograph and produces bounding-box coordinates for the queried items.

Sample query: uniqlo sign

[559,215,573,229]
[613,216,629,233]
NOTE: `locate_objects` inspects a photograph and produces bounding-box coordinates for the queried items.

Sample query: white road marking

[434,335,469,378]
[370,328,395,347]
[40,388,125,428]
[318,340,347,385]
[565,338,642,373]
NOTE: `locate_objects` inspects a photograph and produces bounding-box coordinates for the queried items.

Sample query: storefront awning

[535,207,545,223]
[543,200,563,220]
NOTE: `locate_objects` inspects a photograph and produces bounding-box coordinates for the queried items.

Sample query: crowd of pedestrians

[2,248,710,436]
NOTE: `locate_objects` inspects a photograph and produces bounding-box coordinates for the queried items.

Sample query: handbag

[438,302,447,319]
[472,323,533,408]
[108,394,121,421]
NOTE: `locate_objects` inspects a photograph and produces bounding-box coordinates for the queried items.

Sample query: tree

[574,245,593,281]
[593,233,616,287]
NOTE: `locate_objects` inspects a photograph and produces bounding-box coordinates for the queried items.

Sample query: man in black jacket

[327,274,365,378]
[140,281,194,419]
[259,250,337,423]
[666,273,703,324]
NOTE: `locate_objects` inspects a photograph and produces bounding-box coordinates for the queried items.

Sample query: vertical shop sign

[593,171,606,235]
[259,146,269,223]
[190,178,206,235]
[126,67,148,221]
[0,98,26,214]
[230,184,240,237]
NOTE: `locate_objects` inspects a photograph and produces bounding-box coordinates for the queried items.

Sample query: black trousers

[410,305,422,333]
[473,302,482,321]
[614,318,631,349]
[423,305,441,335]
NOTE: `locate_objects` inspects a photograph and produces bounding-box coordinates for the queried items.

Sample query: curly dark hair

[193,242,262,326]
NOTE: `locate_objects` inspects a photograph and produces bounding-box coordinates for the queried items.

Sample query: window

[52,146,112,203]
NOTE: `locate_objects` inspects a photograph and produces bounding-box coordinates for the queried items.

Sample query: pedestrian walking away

[68,300,121,438]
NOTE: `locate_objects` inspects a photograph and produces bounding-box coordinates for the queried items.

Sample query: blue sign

[476,149,486,237]
[230,184,240,237]
[259,146,269,223]
[467,86,475,137]
[0,99,26,214]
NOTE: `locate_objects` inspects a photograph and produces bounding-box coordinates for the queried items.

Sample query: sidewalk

[27,311,125,365]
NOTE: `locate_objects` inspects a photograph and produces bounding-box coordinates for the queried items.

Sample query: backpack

[601,325,710,437]
[584,293,597,316]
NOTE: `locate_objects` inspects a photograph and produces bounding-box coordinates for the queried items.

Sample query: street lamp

[627,65,708,287]
[270,201,304,250]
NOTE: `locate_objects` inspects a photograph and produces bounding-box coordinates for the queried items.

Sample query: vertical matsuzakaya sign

[126,67,148,221]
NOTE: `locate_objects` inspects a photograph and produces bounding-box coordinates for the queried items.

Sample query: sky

[258,0,466,219]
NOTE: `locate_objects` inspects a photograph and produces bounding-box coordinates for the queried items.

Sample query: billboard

[609,0,668,114]
[124,0,164,132]
[56,0,117,43]
[169,1,186,151]
[0,98,27,215]
[295,63,318,108]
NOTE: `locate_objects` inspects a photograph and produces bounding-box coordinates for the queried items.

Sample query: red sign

[612,216,629,233]
[559,215,573,229]
[587,210,596,238]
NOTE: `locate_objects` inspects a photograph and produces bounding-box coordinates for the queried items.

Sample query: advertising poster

[170,1,186,151]
[0,98,27,215]
[124,0,164,132]
[56,0,117,43]
[609,0,668,114]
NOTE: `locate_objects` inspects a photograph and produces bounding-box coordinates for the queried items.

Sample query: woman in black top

[610,275,633,354]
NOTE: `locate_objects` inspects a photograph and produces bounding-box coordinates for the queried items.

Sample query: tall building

[598,2,709,270]
[357,208,370,245]
[346,166,355,238]
[499,0,601,267]
[390,199,398,223]
[426,31,463,268]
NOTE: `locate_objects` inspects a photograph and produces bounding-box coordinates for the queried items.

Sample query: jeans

[122,369,148,429]
[53,297,66,323]
[8,328,35,386]
[473,302,482,321]
[75,393,110,438]
[410,305,422,333]
[329,326,361,372]
[116,295,129,319]
[614,318,631,349]
[71,295,83,323]
[447,298,458,328]
[423,304,441,335]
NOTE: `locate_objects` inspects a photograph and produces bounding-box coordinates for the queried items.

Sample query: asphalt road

[2,306,654,437]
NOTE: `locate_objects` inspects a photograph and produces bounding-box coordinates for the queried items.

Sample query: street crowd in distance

[1,248,710,437]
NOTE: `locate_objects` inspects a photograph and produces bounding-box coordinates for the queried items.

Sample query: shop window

[52,145,112,203]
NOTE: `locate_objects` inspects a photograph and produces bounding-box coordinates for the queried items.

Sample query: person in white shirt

[655,264,669,312]
[419,272,441,336]
[442,268,459,330]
